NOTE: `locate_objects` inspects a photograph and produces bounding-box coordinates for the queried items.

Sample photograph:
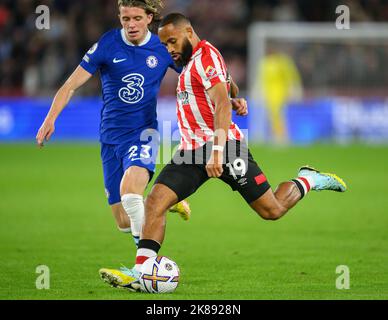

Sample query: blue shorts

[101,138,159,205]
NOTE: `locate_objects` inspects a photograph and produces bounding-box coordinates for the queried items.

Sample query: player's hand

[231,98,248,116]
[36,119,55,148]
[206,150,224,178]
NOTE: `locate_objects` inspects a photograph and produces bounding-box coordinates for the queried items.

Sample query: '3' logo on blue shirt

[119,73,145,104]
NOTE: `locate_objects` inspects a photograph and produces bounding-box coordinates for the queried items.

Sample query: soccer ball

[139,256,180,294]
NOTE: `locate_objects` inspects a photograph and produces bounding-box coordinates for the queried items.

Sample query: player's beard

[175,37,193,68]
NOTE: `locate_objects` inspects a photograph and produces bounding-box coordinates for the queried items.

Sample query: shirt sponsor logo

[119,73,145,104]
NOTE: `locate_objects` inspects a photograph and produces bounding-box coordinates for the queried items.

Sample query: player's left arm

[205,82,232,178]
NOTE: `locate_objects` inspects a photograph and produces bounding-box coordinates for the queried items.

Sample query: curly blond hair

[118,0,164,32]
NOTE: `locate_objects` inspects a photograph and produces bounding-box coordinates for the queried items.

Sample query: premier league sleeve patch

[205,65,221,81]
[87,42,98,55]
[80,41,103,75]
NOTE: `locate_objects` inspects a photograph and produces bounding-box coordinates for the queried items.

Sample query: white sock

[292,176,315,199]
[135,248,157,272]
[302,175,315,188]
[121,194,144,238]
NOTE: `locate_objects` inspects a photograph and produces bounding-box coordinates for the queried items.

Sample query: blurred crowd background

[1,0,388,97]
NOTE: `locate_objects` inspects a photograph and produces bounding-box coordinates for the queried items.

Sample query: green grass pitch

[0,143,387,300]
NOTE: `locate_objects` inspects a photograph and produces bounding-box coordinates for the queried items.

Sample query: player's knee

[120,167,149,196]
[256,207,285,221]
[259,211,280,221]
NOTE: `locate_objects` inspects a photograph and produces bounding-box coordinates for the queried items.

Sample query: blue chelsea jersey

[80,29,179,145]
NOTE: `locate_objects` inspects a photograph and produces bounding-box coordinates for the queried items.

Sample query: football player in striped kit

[126,13,347,292]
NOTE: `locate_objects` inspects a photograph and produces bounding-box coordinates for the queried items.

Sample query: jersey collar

[190,40,207,61]
[120,29,152,47]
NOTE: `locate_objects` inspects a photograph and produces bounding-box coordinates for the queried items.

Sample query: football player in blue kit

[36,0,190,286]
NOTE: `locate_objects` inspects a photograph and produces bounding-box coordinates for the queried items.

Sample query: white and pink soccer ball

[139,256,180,294]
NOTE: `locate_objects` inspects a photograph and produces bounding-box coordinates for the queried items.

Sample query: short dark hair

[159,13,191,28]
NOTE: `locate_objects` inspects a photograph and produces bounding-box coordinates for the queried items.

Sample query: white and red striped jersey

[176,40,243,150]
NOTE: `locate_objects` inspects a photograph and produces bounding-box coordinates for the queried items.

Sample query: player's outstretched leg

[250,166,346,220]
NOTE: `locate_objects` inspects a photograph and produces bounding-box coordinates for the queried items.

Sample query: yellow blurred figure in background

[257,48,303,144]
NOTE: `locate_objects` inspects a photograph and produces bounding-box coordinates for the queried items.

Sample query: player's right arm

[36,66,92,147]
[37,33,108,147]
[205,82,232,178]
